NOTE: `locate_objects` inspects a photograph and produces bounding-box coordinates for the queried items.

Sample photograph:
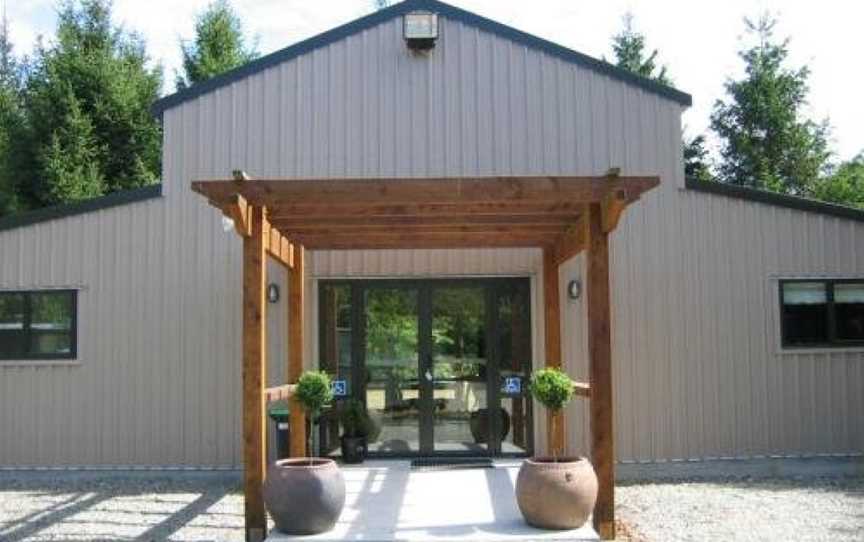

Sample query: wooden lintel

[572,380,591,398]
[601,189,629,233]
[264,384,296,403]
[550,214,588,265]
[264,222,293,269]
[228,194,252,238]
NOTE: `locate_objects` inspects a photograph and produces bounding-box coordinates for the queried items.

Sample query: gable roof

[0,184,162,233]
[151,0,692,117]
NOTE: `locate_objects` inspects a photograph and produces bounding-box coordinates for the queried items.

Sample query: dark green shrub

[529,368,574,412]
[295,371,333,420]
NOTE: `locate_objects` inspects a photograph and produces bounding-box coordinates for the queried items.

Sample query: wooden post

[542,247,565,457]
[288,245,307,457]
[586,202,614,540]
[242,206,267,542]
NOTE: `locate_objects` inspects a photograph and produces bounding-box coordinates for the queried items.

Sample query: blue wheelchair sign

[503,377,522,395]
[331,379,348,398]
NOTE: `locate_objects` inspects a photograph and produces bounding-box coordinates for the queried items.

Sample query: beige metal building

[1,0,862,468]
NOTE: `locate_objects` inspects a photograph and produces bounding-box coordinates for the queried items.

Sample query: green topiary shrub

[295,371,333,420]
[529,368,575,412]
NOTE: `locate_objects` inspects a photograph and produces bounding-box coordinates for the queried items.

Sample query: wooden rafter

[227,194,251,237]
[264,384,296,403]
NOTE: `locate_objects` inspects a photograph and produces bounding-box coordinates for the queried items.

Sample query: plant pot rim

[274,457,338,469]
[525,456,590,466]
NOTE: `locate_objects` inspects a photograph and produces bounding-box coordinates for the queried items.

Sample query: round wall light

[267,283,280,304]
[567,279,582,301]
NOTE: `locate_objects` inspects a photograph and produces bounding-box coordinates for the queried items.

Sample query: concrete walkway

[268,460,598,541]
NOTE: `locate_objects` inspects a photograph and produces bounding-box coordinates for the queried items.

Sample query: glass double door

[319,279,532,457]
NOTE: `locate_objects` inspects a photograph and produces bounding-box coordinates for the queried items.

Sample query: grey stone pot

[264,458,346,535]
[515,456,597,530]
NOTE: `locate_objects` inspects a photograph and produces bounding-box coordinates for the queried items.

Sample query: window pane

[782,282,828,345]
[319,284,353,456]
[0,293,27,357]
[29,292,74,356]
[835,283,864,342]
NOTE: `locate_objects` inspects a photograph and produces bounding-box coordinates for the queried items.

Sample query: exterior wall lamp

[567,279,582,301]
[267,283,280,304]
[404,11,438,50]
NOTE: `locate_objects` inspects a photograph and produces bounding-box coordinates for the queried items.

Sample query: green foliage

[809,153,864,209]
[295,371,333,419]
[710,14,830,195]
[176,0,257,90]
[607,13,670,85]
[340,398,374,438]
[366,290,418,363]
[14,0,162,208]
[529,368,574,413]
[684,134,714,182]
[0,11,22,215]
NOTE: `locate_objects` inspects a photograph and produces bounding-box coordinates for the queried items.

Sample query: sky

[5,0,864,162]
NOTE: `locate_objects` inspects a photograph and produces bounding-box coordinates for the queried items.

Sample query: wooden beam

[550,215,587,265]
[601,189,629,233]
[293,232,555,250]
[288,245,306,457]
[192,176,661,208]
[270,214,581,228]
[572,380,591,398]
[542,247,565,458]
[265,384,297,403]
[228,194,251,237]
[241,205,267,542]
[274,224,566,236]
[586,202,615,540]
[263,220,293,269]
[268,201,588,220]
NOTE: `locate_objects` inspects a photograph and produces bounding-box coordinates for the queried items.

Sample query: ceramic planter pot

[469,407,511,444]
[515,456,598,530]
[264,458,346,535]
[340,435,368,464]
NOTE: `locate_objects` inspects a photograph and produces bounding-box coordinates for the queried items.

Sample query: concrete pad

[267,460,598,541]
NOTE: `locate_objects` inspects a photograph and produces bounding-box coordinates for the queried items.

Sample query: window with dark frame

[780,280,864,348]
[0,290,77,360]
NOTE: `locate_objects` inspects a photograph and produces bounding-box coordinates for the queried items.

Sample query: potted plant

[263,371,346,535]
[515,368,598,530]
[340,398,371,464]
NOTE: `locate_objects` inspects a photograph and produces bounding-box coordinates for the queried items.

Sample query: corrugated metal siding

[1,13,861,467]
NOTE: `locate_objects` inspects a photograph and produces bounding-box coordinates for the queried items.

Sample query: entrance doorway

[318,278,533,457]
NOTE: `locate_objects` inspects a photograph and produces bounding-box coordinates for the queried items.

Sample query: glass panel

[29,292,74,356]
[431,287,487,452]
[365,288,419,453]
[498,284,532,454]
[835,283,864,342]
[782,282,828,345]
[0,293,26,358]
[318,285,353,455]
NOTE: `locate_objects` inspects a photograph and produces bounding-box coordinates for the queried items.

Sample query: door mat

[410,457,494,470]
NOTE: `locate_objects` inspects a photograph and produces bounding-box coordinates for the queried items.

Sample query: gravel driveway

[618,476,864,542]
[0,472,248,541]
[1,470,861,541]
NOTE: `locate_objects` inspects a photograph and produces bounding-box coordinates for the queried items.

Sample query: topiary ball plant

[295,371,333,461]
[529,368,575,461]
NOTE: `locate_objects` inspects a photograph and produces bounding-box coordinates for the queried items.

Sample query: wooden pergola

[192,173,658,542]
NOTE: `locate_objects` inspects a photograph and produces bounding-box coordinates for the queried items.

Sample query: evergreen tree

[683,134,714,182]
[710,14,830,195]
[810,153,864,209]
[608,13,670,85]
[0,6,23,214]
[16,0,162,207]
[176,0,257,90]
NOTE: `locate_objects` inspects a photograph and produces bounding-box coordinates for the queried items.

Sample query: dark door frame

[318,277,533,458]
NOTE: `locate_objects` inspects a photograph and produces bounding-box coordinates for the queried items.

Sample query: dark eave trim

[151,0,692,117]
[0,184,162,233]
[685,177,864,223]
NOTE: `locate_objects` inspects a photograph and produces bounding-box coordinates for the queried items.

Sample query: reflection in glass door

[430,287,488,453]
[364,287,420,454]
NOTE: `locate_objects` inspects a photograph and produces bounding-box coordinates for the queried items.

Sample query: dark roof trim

[151,0,692,116]
[685,177,864,223]
[0,184,162,233]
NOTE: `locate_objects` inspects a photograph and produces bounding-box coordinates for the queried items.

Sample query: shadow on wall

[0,473,243,542]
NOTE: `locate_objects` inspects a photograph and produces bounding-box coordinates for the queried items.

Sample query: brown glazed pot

[515,457,598,530]
[263,458,346,535]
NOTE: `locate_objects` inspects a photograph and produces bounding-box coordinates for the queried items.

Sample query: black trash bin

[268,403,291,460]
